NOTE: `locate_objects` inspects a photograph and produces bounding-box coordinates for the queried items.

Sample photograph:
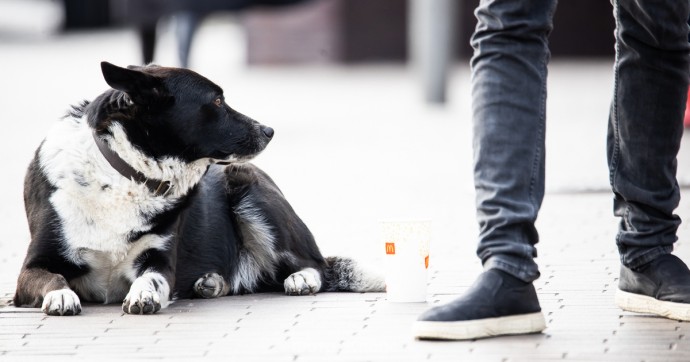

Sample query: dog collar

[92,132,172,196]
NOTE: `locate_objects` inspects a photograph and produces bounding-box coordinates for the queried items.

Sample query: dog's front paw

[122,273,169,314]
[194,273,227,299]
[123,289,161,315]
[284,268,322,296]
[42,289,81,316]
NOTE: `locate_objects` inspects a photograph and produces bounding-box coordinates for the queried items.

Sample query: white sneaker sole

[413,312,546,340]
[616,289,690,321]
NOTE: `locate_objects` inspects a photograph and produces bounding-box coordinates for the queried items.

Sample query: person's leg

[175,12,203,68]
[139,24,157,65]
[472,0,556,283]
[414,0,557,340]
[608,0,690,321]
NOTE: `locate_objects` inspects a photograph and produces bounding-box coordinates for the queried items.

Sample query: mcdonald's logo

[385,242,396,255]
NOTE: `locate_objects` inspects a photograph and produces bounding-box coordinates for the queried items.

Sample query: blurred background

[1,0,614,63]
[4,0,686,291]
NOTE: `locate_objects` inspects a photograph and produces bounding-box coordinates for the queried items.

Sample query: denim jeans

[471,0,690,282]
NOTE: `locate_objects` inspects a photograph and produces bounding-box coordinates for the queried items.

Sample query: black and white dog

[13,62,384,316]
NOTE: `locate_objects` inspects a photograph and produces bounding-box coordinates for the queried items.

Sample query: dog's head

[90,62,273,164]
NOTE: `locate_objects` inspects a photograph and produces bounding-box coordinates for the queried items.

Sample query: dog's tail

[322,256,386,292]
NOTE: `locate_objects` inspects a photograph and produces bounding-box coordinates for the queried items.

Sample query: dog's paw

[194,273,227,299]
[42,289,82,316]
[123,289,161,315]
[122,273,169,315]
[284,268,322,296]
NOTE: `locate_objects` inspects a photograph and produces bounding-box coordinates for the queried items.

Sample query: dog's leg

[123,240,176,314]
[194,273,229,299]
[284,268,322,296]
[122,271,171,314]
[14,268,82,316]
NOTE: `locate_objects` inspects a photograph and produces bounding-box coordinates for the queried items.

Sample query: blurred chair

[112,0,309,68]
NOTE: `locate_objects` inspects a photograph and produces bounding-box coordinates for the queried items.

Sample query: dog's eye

[213,97,223,107]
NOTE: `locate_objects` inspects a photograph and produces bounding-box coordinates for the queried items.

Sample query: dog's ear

[100,62,164,104]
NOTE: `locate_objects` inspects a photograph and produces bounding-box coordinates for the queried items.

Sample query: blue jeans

[471,0,690,282]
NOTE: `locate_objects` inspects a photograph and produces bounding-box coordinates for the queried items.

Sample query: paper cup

[381,220,431,302]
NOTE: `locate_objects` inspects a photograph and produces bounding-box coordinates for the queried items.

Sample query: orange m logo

[385,242,396,255]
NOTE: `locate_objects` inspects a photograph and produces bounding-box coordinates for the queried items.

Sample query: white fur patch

[122,271,170,314]
[348,267,386,293]
[69,234,171,303]
[231,195,278,293]
[284,268,322,295]
[38,115,204,305]
[42,289,81,316]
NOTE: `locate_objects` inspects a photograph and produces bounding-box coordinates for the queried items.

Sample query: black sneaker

[616,254,690,321]
[413,269,546,340]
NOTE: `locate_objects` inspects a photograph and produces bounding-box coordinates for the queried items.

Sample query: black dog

[13,62,384,315]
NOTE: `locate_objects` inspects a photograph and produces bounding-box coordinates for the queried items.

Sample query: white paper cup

[381,220,431,302]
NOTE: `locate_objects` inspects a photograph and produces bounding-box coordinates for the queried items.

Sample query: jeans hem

[621,245,674,270]
[484,257,540,283]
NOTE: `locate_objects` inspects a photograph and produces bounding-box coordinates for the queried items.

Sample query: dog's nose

[261,126,274,139]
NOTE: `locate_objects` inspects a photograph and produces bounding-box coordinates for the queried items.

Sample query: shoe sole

[616,289,690,321]
[412,312,546,340]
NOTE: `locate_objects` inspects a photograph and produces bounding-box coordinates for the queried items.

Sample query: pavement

[3,5,690,361]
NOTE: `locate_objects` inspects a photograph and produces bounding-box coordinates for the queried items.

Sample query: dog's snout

[261,126,274,139]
